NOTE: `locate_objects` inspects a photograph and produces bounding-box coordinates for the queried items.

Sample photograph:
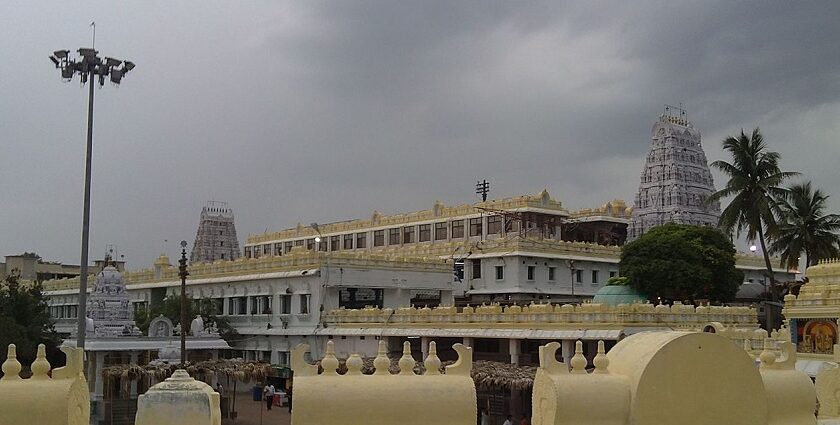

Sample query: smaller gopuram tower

[190,201,241,263]
[628,105,721,241]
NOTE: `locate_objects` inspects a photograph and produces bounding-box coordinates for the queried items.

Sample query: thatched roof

[102,359,271,383]
[315,358,535,391]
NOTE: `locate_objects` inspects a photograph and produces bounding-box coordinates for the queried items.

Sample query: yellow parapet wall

[0,344,89,425]
[291,340,476,425]
[532,332,817,425]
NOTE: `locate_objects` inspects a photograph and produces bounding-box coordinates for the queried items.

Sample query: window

[229,297,247,315]
[278,295,292,314]
[403,226,415,243]
[253,247,260,259]
[220,241,224,247]
[575,269,583,283]
[343,234,354,250]
[318,239,327,251]
[263,244,270,255]
[356,232,367,249]
[294,240,304,247]
[591,270,599,284]
[527,266,535,281]
[284,241,293,253]
[487,216,503,234]
[389,228,400,245]
[250,295,272,314]
[472,260,481,279]
[274,243,282,256]
[306,238,315,251]
[244,247,252,258]
[434,222,448,240]
[68,304,78,318]
[548,267,556,281]
[374,230,384,247]
[495,265,504,280]
[419,224,431,242]
[451,220,465,238]
[609,271,617,279]
[221,253,225,259]
[299,294,311,315]
[330,235,340,251]
[469,218,483,237]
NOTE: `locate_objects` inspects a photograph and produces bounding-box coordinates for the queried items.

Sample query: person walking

[502,414,513,425]
[479,408,490,425]
[263,383,275,410]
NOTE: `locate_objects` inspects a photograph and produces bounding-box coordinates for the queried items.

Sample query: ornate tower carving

[190,201,241,263]
[628,107,721,241]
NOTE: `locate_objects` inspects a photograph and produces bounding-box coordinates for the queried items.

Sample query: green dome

[592,285,648,306]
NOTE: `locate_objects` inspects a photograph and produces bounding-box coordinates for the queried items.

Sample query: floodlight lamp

[123,61,135,71]
[49,56,60,67]
[110,69,123,84]
[749,245,757,253]
[105,57,122,67]
[62,67,75,80]
[314,236,321,243]
[78,48,97,58]
[98,74,105,86]
[181,240,188,248]
[53,50,69,59]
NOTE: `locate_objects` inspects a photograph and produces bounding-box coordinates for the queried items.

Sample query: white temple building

[628,106,721,240]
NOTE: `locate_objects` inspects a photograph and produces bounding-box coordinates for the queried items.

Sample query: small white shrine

[60,260,229,424]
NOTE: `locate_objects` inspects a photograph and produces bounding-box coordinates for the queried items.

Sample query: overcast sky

[1,1,838,269]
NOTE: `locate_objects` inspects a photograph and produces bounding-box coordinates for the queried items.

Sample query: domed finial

[398,341,416,375]
[321,340,339,375]
[759,338,777,368]
[373,340,390,375]
[593,341,609,373]
[570,341,587,374]
[1,344,22,381]
[31,344,51,379]
[424,341,441,375]
[346,353,363,375]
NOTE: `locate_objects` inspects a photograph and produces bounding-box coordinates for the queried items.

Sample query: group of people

[479,409,529,425]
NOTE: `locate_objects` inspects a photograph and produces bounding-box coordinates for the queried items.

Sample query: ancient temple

[628,106,721,240]
[190,201,241,263]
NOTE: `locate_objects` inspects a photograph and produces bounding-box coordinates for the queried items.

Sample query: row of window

[48,305,78,319]
[469,260,616,284]
[245,216,513,259]
[226,294,310,315]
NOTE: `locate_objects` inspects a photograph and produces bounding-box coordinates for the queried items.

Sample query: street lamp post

[179,240,190,368]
[49,48,135,350]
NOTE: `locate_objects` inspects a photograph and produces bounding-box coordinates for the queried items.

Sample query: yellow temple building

[783,258,840,377]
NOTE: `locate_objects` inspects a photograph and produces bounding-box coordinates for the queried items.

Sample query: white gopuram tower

[628,106,721,241]
[190,201,241,263]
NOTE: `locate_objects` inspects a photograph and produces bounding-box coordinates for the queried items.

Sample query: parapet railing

[323,303,758,328]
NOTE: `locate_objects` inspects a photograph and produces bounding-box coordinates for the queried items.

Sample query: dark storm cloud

[1,1,838,268]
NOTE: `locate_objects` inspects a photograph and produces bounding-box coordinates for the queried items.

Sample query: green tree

[135,295,238,343]
[620,223,743,303]
[0,272,61,368]
[708,128,798,289]
[769,181,840,269]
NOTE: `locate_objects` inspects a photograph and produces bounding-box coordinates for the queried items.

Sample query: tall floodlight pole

[49,48,136,350]
[179,240,190,368]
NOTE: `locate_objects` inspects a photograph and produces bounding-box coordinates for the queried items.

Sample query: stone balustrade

[323,303,758,329]
[0,344,89,425]
[41,249,451,291]
[291,340,476,424]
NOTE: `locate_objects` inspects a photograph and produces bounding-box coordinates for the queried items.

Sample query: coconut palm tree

[769,181,840,269]
[708,128,798,289]
[709,128,798,331]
